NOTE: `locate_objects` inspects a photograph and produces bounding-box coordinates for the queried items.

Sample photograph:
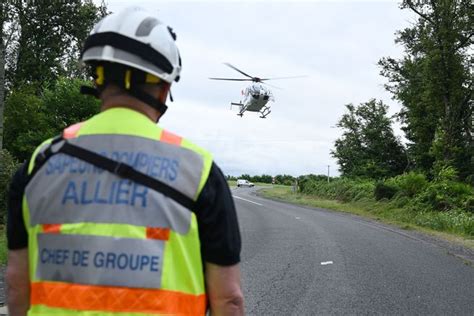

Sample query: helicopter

[210,63,305,118]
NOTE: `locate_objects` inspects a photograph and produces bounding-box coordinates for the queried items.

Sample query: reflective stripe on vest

[63,122,84,139]
[24,112,211,315]
[31,282,207,315]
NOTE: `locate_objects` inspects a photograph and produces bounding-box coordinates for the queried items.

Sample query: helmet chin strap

[127,87,168,121]
[80,85,168,123]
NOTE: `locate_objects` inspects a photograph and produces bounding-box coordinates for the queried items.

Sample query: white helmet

[81,7,181,83]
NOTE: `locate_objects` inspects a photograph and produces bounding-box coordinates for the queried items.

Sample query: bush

[465,174,474,186]
[297,168,473,220]
[374,181,398,200]
[386,172,428,198]
[298,177,374,202]
[289,169,474,236]
[415,166,474,212]
[416,181,473,211]
[463,196,474,213]
[0,149,19,224]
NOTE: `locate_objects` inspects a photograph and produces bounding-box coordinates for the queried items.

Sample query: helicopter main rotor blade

[262,82,283,90]
[209,77,254,81]
[260,75,308,81]
[223,63,254,79]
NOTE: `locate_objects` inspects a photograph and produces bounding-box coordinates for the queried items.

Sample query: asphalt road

[233,187,474,315]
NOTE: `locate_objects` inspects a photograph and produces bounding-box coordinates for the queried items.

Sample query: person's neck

[101,95,160,122]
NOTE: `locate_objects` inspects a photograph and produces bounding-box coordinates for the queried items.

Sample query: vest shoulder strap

[29,136,197,211]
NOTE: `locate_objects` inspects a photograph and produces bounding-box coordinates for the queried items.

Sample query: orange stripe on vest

[160,130,182,145]
[42,224,61,234]
[146,227,170,240]
[63,122,84,139]
[31,282,207,315]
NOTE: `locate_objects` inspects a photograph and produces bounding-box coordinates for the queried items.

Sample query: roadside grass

[260,186,474,249]
[0,226,6,264]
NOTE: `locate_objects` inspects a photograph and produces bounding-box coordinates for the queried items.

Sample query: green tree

[5,0,106,89]
[332,99,407,179]
[258,174,273,183]
[379,0,473,179]
[43,78,100,129]
[0,0,14,149]
[1,0,106,150]
[4,78,100,161]
[0,4,4,149]
[3,84,53,161]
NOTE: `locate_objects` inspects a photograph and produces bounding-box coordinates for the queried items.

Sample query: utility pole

[327,165,330,183]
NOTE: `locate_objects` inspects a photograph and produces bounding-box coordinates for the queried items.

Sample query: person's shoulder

[162,128,213,161]
[27,137,56,174]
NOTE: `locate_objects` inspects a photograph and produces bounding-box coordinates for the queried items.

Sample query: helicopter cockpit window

[250,85,260,95]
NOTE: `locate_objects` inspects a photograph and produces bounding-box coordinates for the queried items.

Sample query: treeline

[332,0,473,183]
[0,1,107,221]
[227,174,301,186]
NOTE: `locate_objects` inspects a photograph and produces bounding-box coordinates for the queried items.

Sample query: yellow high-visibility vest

[23,108,213,315]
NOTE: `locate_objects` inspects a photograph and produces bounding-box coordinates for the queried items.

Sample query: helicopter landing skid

[259,107,271,118]
[231,102,245,117]
[231,102,243,109]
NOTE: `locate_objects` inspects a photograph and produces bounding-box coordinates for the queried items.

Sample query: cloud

[103,0,414,176]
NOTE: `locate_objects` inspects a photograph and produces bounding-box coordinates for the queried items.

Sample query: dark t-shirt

[7,160,241,266]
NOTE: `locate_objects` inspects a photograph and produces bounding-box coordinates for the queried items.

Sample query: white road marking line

[295,216,301,219]
[320,261,333,265]
[232,195,263,206]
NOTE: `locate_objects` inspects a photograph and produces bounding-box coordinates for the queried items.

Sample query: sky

[103,0,415,177]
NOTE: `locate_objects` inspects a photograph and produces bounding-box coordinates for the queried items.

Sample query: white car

[237,179,254,187]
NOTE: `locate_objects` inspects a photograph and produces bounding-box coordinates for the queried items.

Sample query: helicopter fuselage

[232,83,273,118]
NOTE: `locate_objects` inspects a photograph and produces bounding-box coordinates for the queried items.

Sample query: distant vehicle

[210,63,306,118]
[237,179,254,187]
